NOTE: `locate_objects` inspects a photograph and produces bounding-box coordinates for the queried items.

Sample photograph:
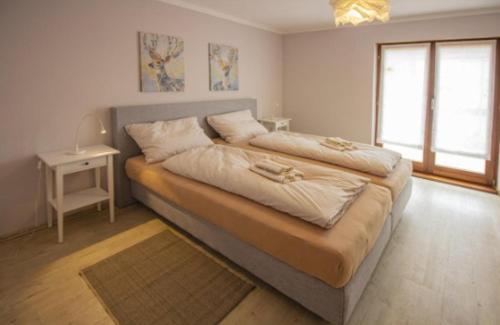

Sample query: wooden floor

[1,177,499,324]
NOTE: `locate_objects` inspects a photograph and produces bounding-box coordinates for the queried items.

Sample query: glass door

[377,43,431,171]
[376,39,499,186]
[431,40,497,183]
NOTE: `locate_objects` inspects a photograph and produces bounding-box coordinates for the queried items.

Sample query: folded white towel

[320,141,357,152]
[326,137,353,147]
[250,165,303,183]
[255,159,293,174]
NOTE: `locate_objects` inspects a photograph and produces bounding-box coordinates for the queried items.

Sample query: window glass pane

[432,41,496,160]
[435,152,485,173]
[383,143,423,162]
[378,44,430,149]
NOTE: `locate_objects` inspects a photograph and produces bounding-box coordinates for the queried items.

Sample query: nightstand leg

[55,166,64,243]
[95,167,101,211]
[45,164,53,228]
[107,155,115,223]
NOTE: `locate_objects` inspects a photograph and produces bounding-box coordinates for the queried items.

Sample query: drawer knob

[84,162,89,165]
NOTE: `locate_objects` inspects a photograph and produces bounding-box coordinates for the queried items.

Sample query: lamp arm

[74,113,106,153]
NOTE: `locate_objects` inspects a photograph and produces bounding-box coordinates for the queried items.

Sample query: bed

[110,98,411,324]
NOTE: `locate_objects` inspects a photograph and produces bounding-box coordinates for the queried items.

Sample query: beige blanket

[250,131,402,177]
[214,138,412,200]
[162,145,369,229]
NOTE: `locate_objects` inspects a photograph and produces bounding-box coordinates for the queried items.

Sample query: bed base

[391,178,412,231]
[131,179,412,324]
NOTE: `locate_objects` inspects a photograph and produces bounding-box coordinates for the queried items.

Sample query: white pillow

[207,110,268,143]
[125,117,213,163]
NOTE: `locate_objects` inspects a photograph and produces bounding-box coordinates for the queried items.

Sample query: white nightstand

[258,117,291,132]
[38,145,120,243]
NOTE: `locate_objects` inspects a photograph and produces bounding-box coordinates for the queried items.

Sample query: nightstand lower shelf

[49,187,109,213]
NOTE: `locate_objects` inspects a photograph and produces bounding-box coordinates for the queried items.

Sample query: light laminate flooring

[1,177,499,324]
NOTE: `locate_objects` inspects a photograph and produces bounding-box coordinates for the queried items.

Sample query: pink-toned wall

[283,14,500,144]
[0,0,283,237]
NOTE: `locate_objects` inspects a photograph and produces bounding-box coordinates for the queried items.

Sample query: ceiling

[159,0,500,34]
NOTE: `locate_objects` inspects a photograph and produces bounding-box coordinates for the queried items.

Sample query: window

[376,39,499,186]
[377,43,430,163]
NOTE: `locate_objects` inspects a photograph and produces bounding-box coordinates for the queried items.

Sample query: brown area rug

[80,230,254,325]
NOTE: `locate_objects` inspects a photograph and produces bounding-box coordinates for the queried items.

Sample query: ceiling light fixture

[330,0,391,26]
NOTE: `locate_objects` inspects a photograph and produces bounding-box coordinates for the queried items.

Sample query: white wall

[283,13,500,144]
[0,0,283,236]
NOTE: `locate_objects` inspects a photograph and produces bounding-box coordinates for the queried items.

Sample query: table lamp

[68,112,107,155]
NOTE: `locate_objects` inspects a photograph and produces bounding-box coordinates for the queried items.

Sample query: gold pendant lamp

[330,0,391,26]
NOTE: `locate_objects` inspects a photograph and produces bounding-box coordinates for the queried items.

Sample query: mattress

[215,139,412,200]
[126,155,392,288]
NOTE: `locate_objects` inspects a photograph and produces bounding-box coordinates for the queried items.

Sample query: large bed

[111,98,412,324]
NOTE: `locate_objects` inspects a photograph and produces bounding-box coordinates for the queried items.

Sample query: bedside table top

[259,117,291,123]
[38,144,120,167]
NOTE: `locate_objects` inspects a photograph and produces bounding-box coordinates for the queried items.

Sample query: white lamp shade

[68,112,107,155]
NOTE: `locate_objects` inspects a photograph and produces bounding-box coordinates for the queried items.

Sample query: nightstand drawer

[61,156,107,174]
[276,120,288,128]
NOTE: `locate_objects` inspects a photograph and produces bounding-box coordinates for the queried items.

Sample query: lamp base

[66,149,87,155]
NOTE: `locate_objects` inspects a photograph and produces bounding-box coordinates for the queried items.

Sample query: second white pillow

[207,109,268,143]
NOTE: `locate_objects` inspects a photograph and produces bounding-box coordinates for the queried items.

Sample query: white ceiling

[159,0,500,34]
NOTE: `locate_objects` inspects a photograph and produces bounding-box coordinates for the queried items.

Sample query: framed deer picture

[209,43,239,91]
[139,32,185,92]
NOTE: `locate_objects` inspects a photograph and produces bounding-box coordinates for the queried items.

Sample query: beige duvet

[162,145,369,229]
[215,139,412,200]
[250,131,402,177]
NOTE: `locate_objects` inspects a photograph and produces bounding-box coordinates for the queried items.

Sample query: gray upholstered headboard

[111,98,257,207]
